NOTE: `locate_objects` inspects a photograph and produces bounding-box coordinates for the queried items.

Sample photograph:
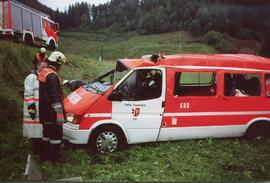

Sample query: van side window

[117,69,162,101]
[265,74,270,97]
[224,73,261,97]
[174,72,216,96]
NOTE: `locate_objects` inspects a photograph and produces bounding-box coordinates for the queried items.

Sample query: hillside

[58,31,216,60]
[0,31,269,181]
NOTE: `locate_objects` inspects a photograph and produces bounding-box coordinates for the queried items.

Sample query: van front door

[111,68,166,144]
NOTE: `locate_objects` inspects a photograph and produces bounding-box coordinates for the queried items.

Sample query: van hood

[64,87,101,115]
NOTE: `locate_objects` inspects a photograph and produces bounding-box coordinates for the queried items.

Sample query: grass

[0,31,270,181]
[39,139,270,181]
[59,31,216,61]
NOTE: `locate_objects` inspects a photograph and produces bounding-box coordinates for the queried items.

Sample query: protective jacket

[38,67,65,123]
[33,53,47,66]
[23,70,43,138]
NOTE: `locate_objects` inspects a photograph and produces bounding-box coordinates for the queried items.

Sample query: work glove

[52,103,65,125]
[27,103,36,120]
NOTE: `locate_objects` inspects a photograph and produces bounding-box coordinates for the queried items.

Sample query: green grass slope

[0,31,269,181]
[59,31,216,60]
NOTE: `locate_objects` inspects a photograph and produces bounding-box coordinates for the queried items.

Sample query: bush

[259,34,270,58]
[236,28,263,40]
[109,23,126,33]
[215,39,238,54]
[188,19,203,36]
[204,31,238,53]
[0,93,21,132]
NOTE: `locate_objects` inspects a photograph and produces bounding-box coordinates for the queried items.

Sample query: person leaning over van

[23,61,48,154]
[63,79,86,92]
[38,51,66,163]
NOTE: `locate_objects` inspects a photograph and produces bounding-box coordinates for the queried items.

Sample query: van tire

[48,40,56,50]
[25,34,33,46]
[88,125,126,155]
[244,122,270,141]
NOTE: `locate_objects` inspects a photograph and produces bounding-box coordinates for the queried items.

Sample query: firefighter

[38,51,66,163]
[33,47,47,69]
[23,61,48,154]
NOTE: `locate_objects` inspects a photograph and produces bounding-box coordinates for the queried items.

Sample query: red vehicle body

[63,54,270,153]
[0,0,59,49]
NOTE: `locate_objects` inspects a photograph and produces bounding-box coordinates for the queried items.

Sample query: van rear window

[174,72,216,96]
[224,73,261,96]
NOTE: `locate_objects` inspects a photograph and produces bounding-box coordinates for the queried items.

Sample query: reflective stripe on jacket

[23,70,43,138]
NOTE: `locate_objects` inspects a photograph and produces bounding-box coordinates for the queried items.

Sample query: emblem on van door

[132,108,140,117]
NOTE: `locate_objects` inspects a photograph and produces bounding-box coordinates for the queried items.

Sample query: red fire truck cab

[64,54,270,154]
[0,0,59,49]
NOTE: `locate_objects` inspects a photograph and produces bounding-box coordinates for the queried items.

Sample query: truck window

[174,72,216,96]
[116,69,162,101]
[224,73,261,97]
[265,74,270,97]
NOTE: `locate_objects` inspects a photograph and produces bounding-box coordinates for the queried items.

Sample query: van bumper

[63,122,91,144]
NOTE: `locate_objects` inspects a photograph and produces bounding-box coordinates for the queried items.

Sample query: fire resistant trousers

[40,122,63,162]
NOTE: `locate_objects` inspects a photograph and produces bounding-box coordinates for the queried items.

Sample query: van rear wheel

[88,126,125,154]
[25,34,33,46]
[244,122,270,141]
[48,40,56,50]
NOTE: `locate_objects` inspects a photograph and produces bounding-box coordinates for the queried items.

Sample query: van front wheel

[88,126,125,154]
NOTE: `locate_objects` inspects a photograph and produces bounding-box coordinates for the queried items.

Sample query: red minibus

[63,54,270,154]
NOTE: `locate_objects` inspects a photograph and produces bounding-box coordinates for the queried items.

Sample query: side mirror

[108,91,122,101]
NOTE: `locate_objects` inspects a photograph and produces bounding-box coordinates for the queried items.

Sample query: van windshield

[83,61,130,95]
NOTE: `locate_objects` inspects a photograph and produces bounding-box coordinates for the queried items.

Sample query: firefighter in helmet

[33,47,47,69]
[38,51,66,163]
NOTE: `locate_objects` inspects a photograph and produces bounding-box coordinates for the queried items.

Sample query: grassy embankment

[0,31,269,181]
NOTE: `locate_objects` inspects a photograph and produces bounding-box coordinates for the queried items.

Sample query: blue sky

[38,0,109,12]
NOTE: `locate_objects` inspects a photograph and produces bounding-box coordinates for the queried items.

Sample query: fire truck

[63,54,270,154]
[0,0,59,49]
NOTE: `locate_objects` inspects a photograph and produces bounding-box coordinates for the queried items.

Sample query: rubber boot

[40,140,49,161]
[49,144,61,163]
[32,138,41,155]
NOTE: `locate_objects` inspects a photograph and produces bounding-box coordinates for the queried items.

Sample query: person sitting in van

[234,88,248,96]
[136,70,156,100]
[136,70,150,100]
[234,74,250,96]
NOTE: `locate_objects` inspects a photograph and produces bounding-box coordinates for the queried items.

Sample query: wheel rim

[254,135,264,141]
[96,131,118,153]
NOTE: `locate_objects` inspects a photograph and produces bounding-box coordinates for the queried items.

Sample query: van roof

[119,54,270,71]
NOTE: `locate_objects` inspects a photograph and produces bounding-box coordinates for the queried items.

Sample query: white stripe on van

[164,111,270,117]
[84,111,270,118]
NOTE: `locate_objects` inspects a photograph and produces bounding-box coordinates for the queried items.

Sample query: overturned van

[63,54,270,154]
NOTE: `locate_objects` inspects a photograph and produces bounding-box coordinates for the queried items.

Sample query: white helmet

[63,80,69,85]
[48,51,67,65]
[40,47,46,54]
